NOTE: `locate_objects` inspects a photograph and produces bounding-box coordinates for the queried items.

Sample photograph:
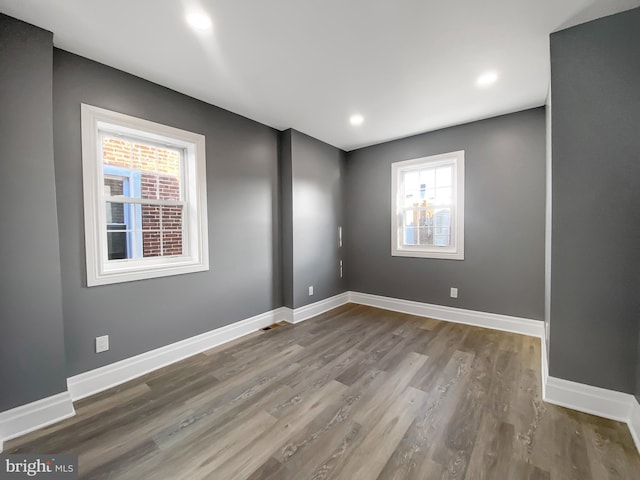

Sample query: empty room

[1,1,639,479]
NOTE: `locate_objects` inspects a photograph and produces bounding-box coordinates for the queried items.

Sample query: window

[81,104,209,286]
[391,151,464,259]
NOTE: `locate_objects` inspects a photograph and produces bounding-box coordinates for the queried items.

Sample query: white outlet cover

[308,286,314,296]
[96,335,109,353]
[450,287,458,298]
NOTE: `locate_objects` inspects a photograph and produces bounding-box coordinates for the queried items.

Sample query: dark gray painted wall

[346,108,546,320]
[53,50,281,376]
[636,332,640,403]
[283,130,347,309]
[279,130,294,309]
[550,7,640,394]
[0,15,68,410]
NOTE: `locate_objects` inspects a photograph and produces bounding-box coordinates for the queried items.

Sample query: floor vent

[261,322,286,331]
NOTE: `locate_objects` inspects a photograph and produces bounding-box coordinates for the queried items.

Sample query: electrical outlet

[96,335,109,353]
[450,287,458,299]
[308,286,314,296]
[340,260,343,278]
[338,226,343,247]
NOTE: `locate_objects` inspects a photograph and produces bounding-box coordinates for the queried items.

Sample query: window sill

[391,248,464,260]
[87,259,209,286]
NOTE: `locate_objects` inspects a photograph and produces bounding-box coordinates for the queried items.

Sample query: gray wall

[0,16,68,410]
[279,130,294,308]
[53,50,281,376]
[637,333,640,403]
[281,130,347,309]
[346,108,546,320]
[550,7,640,394]
[544,96,552,360]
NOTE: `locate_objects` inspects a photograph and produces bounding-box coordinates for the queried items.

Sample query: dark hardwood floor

[7,304,640,479]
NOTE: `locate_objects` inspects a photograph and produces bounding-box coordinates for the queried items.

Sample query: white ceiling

[2,0,639,151]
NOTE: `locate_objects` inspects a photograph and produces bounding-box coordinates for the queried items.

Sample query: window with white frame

[391,151,464,259]
[81,104,209,286]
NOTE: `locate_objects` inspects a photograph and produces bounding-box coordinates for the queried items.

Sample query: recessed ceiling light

[186,12,212,31]
[350,114,364,126]
[476,71,498,87]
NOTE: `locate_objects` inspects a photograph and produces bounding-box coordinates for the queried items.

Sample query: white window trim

[81,104,209,286]
[391,150,465,260]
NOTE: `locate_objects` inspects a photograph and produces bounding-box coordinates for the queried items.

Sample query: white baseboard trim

[629,399,640,454]
[67,307,284,401]
[348,291,545,338]
[540,334,549,399]
[0,392,75,452]
[281,292,350,324]
[544,376,634,423]
[544,376,640,452]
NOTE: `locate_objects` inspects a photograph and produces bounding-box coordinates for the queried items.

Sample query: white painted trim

[629,399,640,454]
[0,392,75,452]
[348,291,544,338]
[391,151,465,260]
[278,307,294,324]
[540,330,548,399]
[67,308,283,401]
[544,94,552,374]
[543,374,640,454]
[81,104,209,287]
[283,292,350,324]
[544,376,635,423]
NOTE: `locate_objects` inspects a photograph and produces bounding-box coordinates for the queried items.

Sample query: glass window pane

[105,201,125,225]
[436,166,452,187]
[433,209,451,246]
[102,137,132,168]
[433,208,451,226]
[401,172,420,207]
[103,170,136,197]
[417,226,432,245]
[434,235,450,246]
[419,168,435,189]
[403,171,419,192]
[435,187,452,205]
[139,205,184,256]
[425,187,436,204]
[404,210,415,228]
[156,147,181,178]
[403,191,419,208]
[107,230,128,260]
[105,202,142,260]
[161,205,183,231]
[162,230,183,256]
[104,176,125,198]
[102,136,183,202]
[403,225,417,245]
[141,173,159,200]
[159,175,182,201]
[142,204,160,231]
[142,232,161,257]
[131,143,158,173]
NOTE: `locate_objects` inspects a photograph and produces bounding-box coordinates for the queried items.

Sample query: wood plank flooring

[6,304,640,479]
